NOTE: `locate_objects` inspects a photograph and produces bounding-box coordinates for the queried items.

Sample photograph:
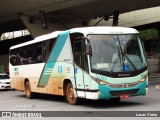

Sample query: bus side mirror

[86,43,92,56]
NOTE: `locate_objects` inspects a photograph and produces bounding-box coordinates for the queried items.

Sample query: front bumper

[0,84,11,89]
[98,80,148,99]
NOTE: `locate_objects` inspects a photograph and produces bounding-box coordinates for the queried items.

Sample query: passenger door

[73,40,85,91]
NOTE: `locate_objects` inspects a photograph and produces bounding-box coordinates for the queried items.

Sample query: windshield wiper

[110,36,124,73]
[117,36,125,69]
[111,36,138,72]
[124,55,137,71]
[110,55,120,73]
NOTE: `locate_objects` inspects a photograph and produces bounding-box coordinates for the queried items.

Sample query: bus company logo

[2,112,11,117]
[1,112,42,118]
[118,74,130,77]
[14,67,19,76]
[14,68,18,72]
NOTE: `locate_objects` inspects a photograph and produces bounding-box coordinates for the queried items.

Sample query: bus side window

[43,38,56,62]
[10,49,19,66]
[17,48,27,65]
[35,42,43,63]
[49,40,54,53]
[37,55,42,62]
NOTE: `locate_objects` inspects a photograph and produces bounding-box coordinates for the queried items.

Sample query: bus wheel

[66,82,79,105]
[25,81,34,99]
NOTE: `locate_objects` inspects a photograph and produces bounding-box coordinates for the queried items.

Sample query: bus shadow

[37,94,65,103]
[0,89,13,92]
[16,93,144,108]
[17,93,65,103]
[81,99,144,108]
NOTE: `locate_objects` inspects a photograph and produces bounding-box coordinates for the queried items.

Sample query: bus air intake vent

[110,89,139,96]
[109,82,139,88]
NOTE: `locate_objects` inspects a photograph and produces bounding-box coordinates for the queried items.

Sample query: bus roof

[10,26,139,50]
[69,26,139,36]
[10,31,61,50]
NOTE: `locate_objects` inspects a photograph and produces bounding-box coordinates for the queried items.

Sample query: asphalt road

[0,82,160,120]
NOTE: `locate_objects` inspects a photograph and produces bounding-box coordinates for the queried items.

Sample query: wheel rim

[68,88,75,101]
[67,84,76,104]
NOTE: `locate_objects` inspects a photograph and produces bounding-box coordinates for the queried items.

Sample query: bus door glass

[73,40,85,90]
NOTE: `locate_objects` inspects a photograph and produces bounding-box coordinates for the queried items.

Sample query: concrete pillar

[20,15,66,38]
[21,15,84,38]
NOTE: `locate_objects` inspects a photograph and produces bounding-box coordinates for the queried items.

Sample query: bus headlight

[91,76,109,85]
[139,75,148,82]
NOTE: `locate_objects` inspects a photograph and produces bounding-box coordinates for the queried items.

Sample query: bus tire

[66,82,80,105]
[25,81,34,99]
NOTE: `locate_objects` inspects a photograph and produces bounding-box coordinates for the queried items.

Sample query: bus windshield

[0,74,9,79]
[88,34,147,73]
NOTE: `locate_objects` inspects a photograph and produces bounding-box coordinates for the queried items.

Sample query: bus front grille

[109,82,139,88]
[109,89,139,96]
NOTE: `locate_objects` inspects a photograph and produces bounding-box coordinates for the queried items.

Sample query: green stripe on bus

[38,31,69,87]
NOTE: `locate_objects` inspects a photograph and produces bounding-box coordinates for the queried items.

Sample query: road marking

[0,99,25,104]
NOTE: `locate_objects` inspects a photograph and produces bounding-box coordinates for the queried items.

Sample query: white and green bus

[9,27,148,105]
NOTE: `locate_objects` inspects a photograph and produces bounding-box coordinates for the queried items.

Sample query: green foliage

[139,28,159,40]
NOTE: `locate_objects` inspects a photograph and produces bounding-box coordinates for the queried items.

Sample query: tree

[139,28,159,40]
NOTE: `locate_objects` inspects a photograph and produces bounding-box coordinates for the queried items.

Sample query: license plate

[120,94,129,99]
